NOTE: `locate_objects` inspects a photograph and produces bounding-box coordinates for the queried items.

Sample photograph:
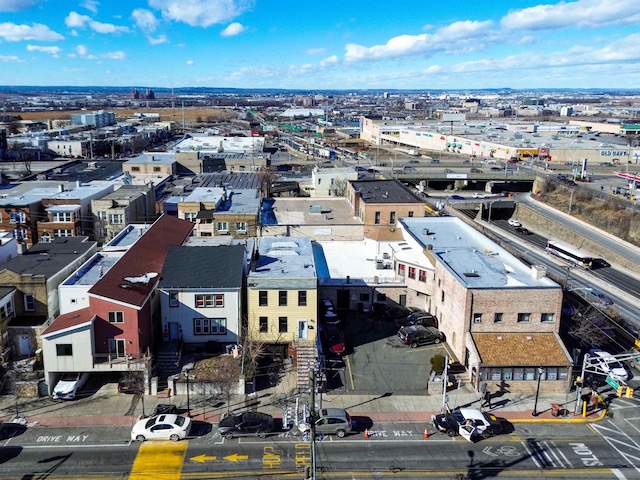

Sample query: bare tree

[332,178,348,197]
[254,166,279,198]
[192,355,242,416]
[121,368,147,416]
[567,307,614,349]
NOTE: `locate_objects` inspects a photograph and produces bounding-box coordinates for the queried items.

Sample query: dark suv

[217,412,274,439]
[396,310,438,329]
[398,325,443,348]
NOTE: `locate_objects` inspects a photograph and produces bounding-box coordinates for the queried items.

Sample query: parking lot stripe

[345,355,355,390]
[129,440,188,480]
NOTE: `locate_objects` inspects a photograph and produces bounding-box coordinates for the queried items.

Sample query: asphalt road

[1,406,639,479]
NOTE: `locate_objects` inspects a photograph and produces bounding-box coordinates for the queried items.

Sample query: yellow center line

[129,440,188,480]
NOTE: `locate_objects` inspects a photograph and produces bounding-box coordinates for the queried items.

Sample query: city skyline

[1,0,640,90]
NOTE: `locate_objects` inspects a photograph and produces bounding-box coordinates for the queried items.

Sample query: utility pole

[441,355,449,413]
[308,366,316,480]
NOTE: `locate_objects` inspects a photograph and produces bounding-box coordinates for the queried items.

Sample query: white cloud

[26,44,61,57]
[132,8,159,33]
[0,0,42,12]
[65,11,91,28]
[186,59,194,65]
[0,55,24,62]
[305,48,327,56]
[319,55,338,67]
[103,51,125,60]
[149,0,254,27]
[220,22,246,37]
[89,20,128,34]
[80,0,98,13]
[501,0,640,31]
[76,44,88,55]
[0,22,64,42]
[148,34,168,45]
[65,11,129,34]
[343,19,493,63]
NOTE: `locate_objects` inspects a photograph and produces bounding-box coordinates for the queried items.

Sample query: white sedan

[589,349,629,382]
[508,219,522,227]
[52,372,90,400]
[473,193,486,198]
[131,414,192,442]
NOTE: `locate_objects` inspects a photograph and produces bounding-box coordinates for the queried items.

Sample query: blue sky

[1,0,640,89]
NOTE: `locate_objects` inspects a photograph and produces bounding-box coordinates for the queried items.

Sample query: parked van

[314,408,353,438]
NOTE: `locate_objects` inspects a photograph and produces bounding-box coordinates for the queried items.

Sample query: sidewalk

[0,377,607,429]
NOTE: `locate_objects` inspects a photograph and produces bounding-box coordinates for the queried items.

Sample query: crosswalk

[521,440,574,469]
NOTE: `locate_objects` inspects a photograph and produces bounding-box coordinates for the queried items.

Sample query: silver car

[315,408,353,438]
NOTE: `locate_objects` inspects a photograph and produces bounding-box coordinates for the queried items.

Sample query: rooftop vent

[463,270,480,278]
[497,336,503,341]
[526,336,533,341]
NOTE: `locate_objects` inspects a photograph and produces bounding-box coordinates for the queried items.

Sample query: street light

[182,362,194,417]
[532,366,544,417]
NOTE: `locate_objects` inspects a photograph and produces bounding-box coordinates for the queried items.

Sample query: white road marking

[551,440,574,468]
[611,468,627,479]
[521,441,542,469]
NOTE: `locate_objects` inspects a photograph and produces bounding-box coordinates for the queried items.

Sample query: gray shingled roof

[158,245,245,289]
[0,237,95,278]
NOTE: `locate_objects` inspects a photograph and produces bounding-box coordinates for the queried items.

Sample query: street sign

[605,376,620,389]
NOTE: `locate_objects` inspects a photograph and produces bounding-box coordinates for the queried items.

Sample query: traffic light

[625,387,634,398]
[617,386,625,397]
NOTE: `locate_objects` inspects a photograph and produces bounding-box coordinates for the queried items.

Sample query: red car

[322,324,346,356]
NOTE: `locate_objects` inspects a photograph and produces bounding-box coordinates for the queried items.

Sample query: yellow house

[247,237,317,391]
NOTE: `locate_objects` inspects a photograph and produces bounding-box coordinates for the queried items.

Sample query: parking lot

[323,314,450,395]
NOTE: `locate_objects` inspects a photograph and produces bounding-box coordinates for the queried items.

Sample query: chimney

[531,264,547,280]
[17,242,27,255]
[58,184,64,193]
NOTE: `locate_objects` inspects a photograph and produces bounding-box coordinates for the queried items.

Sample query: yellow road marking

[129,440,188,480]
[345,355,355,390]
[190,454,217,463]
[224,453,248,462]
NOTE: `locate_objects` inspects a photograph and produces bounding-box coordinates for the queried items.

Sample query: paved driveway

[323,315,448,395]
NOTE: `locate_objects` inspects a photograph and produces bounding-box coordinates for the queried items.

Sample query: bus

[546,241,594,269]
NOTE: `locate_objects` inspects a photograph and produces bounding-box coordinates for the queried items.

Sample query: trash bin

[551,403,562,417]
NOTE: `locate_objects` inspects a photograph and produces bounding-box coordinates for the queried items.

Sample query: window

[259,316,268,333]
[235,222,248,234]
[54,229,73,237]
[41,233,51,243]
[216,222,229,233]
[398,264,405,276]
[108,311,124,323]
[375,292,386,302]
[473,313,482,323]
[131,166,140,172]
[359,293,370,301]
[9,211,25,224]
[1,302,13,319]
[279,291,287,306]
[56,344,73,356]
[24,294,35,312]
[298,291,307,307]
[374,211,381,224]
[169,292,179,307]
[494,313,503,323]
[259,291,268,307]
[97,211,107,220]
[541,313,555,323]
[195,294,222,308]
[408,267,416,279]
[194,318,226,335]
[184,212,197,222]
[109,214,124,224]
[517,313,531,323]
[418,270,426,282]
[97,227,106,237]
[153,166,161,173]
[408,211,414,217]
[441,291,445,303]
[12,229,27,241]
[279,316,288,333]
[389,211,396,224]
[52,212,72,222]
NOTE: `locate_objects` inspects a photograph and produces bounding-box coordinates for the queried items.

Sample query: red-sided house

[41,214,193,393]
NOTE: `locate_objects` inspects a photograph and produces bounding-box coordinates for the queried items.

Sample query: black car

[0,422,27,440]
[396,310,438,329]
[397,325,443,348]
[322,324,347,356]
[217,412,274,439]
[514,227,530,235]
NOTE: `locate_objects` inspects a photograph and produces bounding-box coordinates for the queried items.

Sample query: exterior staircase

[296,341,317,393]
[155,340,182,397]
